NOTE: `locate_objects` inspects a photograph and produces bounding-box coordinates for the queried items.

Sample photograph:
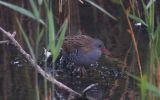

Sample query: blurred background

[0,0,160,100]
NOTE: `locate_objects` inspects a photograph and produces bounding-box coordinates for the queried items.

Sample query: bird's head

[93,39,112,57]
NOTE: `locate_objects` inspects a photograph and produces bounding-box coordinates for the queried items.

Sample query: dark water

[6,49,139,100]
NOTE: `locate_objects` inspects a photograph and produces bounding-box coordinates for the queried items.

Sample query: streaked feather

[63,35,93,53]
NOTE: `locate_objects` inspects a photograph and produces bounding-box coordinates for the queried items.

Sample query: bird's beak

[101,48,112,57]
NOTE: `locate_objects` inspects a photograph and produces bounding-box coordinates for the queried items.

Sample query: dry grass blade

[125,9,142,78]
[157,61,160,90]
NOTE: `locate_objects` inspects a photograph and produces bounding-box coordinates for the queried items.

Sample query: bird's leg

[79,66,87,77]
[72,66,87,77]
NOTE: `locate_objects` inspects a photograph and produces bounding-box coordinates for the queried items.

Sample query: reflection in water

[41,53,125,99]
[10,58,24,67]
[1,48,137,100]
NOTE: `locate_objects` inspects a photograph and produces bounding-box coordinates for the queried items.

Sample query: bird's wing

[62,35,93,53]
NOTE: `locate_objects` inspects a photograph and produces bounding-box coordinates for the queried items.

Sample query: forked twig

[0,27,81,97]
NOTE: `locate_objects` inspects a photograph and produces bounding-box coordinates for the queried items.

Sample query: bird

[45,34,111,75]
[62,34,111,67]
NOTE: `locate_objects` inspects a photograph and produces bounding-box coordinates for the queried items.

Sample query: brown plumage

[61,34,111,66]
[63,35,93,53]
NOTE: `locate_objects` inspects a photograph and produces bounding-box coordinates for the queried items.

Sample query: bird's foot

[72,66,87,77]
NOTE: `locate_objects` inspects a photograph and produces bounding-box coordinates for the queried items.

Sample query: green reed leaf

[129,14,148,27]
[85,0,117,21]
[0,0,45,25]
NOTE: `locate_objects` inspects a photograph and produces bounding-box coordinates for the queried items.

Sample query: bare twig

[12,31,16,37]
[0,40,9,44]
[0,27,81,97]
[78,0,84,4]
[82,83,98,94]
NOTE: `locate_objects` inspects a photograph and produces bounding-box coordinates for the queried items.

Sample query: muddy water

[0,46,139,100]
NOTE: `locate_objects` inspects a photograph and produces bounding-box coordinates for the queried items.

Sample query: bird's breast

[63,49,102,66]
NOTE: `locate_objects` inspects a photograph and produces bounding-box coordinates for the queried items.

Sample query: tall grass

[0,0,68,100]
[128,0,160,99]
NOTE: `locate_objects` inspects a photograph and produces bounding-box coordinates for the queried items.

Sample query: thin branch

[78,0,84,4]
[0,27,81,97]
[0,40,9,44]
[82,83,98,94]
